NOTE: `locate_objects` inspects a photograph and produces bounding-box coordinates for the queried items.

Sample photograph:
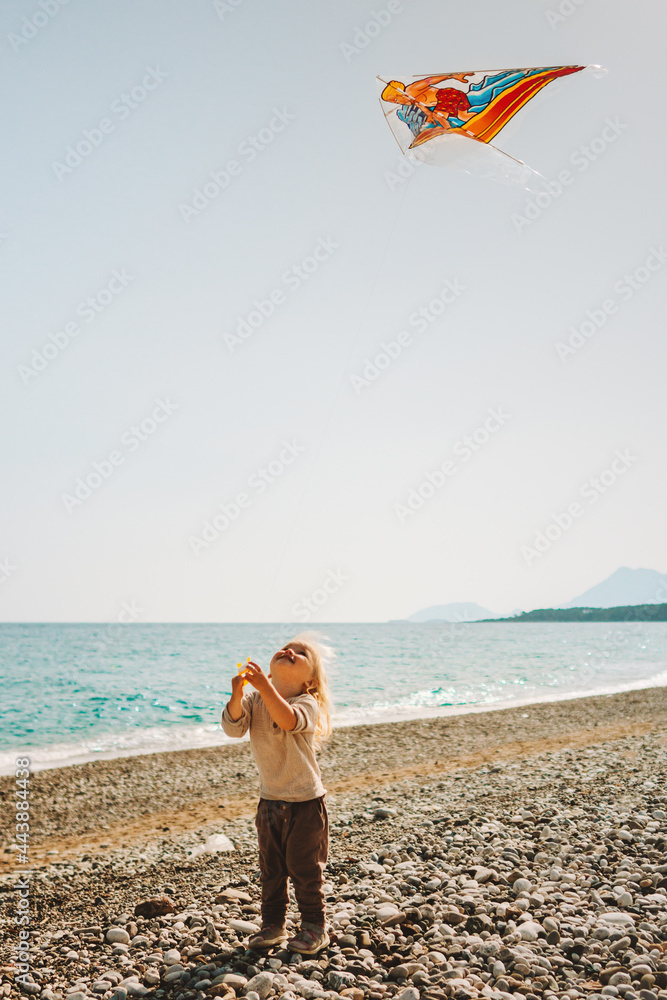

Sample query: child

[221,633,333,954]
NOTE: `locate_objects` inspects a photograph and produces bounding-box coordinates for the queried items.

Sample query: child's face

[269,641,315,697]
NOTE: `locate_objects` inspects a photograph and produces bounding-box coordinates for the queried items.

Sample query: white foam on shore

[0,724,247,775]
[2,668,666,776]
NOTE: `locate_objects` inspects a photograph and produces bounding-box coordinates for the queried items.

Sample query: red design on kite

[433,88,470,117]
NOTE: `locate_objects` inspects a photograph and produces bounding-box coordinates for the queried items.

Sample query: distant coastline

[482,601,667,622]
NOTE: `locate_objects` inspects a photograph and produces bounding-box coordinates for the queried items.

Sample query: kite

[377,65,606,188]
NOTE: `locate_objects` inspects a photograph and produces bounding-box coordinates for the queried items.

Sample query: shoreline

[1,686,667,1000]
[2,686,667,873]
[3,673,667,777]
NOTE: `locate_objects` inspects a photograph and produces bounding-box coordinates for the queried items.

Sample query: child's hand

[231,672,247,696]
[242,660,271,693]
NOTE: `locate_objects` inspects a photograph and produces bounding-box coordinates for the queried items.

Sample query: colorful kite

[377,65,605,187]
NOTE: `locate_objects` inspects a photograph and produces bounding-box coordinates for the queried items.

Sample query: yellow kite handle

[236,658,251,684]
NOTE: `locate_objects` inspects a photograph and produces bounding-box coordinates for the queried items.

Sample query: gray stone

[390,966,410,982]
[163,967,186,984]
[220,975,248,989]
[396,989,421,1000]
[106,927,131,944]
[600,912,635,927]
[243,974,274,999]
[163,948,182,965]
[518,921,542,941]
[293,980,327,999]
[327,971,356,992]
[228,918,260,934]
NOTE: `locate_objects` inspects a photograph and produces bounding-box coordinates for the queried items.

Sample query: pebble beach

[1,688,667,1000]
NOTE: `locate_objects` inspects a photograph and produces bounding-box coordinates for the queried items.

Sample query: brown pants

[255,796,328,927]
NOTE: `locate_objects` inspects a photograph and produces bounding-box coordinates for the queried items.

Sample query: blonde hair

[286,631,334,747]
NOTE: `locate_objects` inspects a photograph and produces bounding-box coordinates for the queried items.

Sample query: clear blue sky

[1,0,666,622]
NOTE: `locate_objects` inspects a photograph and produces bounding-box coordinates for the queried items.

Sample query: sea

[2,621,667,775]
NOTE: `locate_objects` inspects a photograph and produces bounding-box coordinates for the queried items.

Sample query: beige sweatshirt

[221,690,325,801]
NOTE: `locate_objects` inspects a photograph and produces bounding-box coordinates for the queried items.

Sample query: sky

[1,0,666,623]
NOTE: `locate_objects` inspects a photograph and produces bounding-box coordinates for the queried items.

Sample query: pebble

[228,918,260,934]
[105,927,130,945]
[133,896,174,918]
[6,721,667,1000]
[163,967,186,983]
[518,920,542,940]
[220,974,248,988]
[243,973,274,999]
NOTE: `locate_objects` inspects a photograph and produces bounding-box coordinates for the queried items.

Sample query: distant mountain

[407,601,498,623]
[563,567,667,609]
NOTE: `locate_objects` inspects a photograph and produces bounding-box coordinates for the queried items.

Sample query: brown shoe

[248,923,287,949]
[287,922,330,954]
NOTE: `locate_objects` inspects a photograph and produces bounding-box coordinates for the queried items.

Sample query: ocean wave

[2,666,666,775]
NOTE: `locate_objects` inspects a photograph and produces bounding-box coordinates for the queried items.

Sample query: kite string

[260,173,414,625]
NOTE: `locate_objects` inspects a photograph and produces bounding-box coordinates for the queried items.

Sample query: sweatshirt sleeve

[221,691,254,737]
[290,694,319,734]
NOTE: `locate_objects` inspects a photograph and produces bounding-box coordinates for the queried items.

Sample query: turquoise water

[1,621,666,773]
